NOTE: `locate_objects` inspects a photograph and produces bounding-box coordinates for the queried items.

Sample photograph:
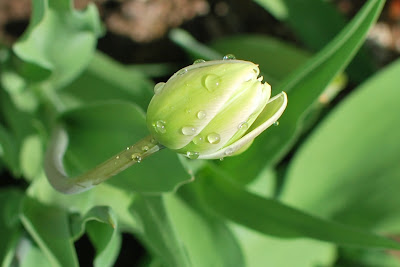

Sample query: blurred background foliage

[1,0,400,266]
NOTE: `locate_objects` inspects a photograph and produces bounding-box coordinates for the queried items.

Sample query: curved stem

[44,125,162,194]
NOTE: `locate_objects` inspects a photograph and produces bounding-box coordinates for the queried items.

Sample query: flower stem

[45,125,162,194]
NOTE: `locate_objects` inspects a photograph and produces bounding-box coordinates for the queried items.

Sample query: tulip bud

[146,58,288,159]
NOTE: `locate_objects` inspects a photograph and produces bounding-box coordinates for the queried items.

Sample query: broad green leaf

[231,224,336,267]
[19,196,78,267]
[60,101,191,193]
[210,35,310,86]
[0,188,23,267]
[60,52,153,111]
[70,206,121,267]
[253,0,375,82]
[280,59,400,233]
[13,0,102,87]
[18,239,53,267]
[130,195,191,267]
[164,194,245,267]
[195,164,400,250]
[218,0,385,183]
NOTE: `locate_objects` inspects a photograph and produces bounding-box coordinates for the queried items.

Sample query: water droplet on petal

[177,68,188,75]
[223,54,236,60]
[181,126,197,136]
[238,122,248,130]
[115,156,120,159]
[142,145,149,152]
[192,135,204,145]
[197,110,206,119]
[193,59,206,64]
[207,133,221,144]
[153,82,165,94]
[186,151,200,159]
[203,74,221,92]
[273,121,280,126]
[131,153,142,163]
[224,148,234,156]
[126,147,130,150]
[154,120,166,133]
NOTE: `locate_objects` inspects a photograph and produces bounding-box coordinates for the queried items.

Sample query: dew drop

[126,147,130,150]
[224,148,234,156]
[207,133,221,144]
[142,145,149,152]
[181,126,197,136]
[219,158,224,161]
[238,122,248,130]
[154,120,166,133]
[192,135,204,145]
[273,121,280,126]
[185,107,192,114]
[193,59,206,64]
[223,54,236,60]
[177,68,188,75]
[203,74,221,92]
[186,151,200,159]
[153,82,165,94]
[131,153,142,163]
[196,110,206,120]
[115,156,120,159]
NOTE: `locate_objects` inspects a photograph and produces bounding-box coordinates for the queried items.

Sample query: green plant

[1,0,400,266]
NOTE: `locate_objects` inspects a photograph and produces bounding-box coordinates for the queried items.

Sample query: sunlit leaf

[12,0,102,87]
[280,59,400,233]
[20,196,78,267]
[194,164,400,250]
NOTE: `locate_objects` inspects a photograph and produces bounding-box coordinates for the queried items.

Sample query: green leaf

[0,188,23,267]
[60,52,154,111]
[195,164,400,250]
[20,134,43,181]
[27,173,140,232]
[337,247,400,267]
[61,101,191,193]
[231,224,336,267]
[130,195,191,267]
[169,29,222,60]
[210,35,310,86]
[12,0,102,87]
[218,0,385,182]
[0,124,19,175]
[19,196,78,267]
[164,194,245,267]
[70,206,121,267]
[18,239,53,267]
[280,59,400,232]
[253,0,375,82]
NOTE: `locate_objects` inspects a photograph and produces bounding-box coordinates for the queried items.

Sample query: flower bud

[146,58,288,159]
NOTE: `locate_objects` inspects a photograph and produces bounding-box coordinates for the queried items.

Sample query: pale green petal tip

[198,91,288,160]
